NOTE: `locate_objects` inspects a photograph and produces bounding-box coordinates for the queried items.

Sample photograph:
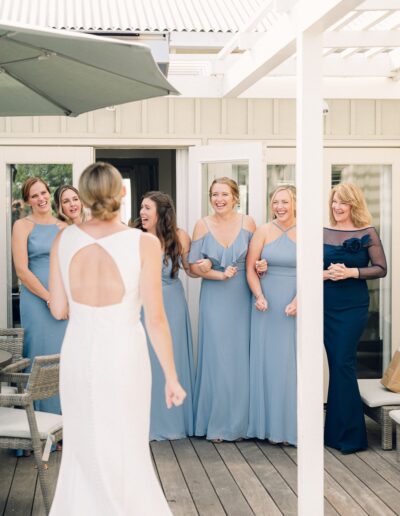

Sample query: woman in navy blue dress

[324,183,387,454]
[189,177,256,442]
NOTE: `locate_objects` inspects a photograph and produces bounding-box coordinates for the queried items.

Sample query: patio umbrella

[0,21,179,116]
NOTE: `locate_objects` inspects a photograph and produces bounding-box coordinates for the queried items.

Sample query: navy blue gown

[323,227,387,453]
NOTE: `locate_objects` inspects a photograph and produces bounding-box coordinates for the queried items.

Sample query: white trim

[0,146,93,328]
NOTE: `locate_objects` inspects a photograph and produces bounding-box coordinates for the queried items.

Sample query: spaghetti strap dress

[188,218,252,441]
[324,227,387,453]
[19,222,67,414]
[247,223,297,444]
[145,256,195,440]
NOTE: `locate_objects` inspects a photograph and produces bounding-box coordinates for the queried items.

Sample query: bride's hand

[165,378,186,408]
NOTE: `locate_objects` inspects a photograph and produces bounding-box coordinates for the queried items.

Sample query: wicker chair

[0,328,29,393]
[358,379,400,450]
[389,410,400,462]
[0,355,62,515]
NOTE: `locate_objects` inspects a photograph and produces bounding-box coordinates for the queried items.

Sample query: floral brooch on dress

[342,234,371,253]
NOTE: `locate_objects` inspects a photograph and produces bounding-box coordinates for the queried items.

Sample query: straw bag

[381,350,400,393]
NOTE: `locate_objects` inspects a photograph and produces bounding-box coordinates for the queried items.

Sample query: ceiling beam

[270,53,393,76]
[169,75,400,99]
[221,0,364,97]
[324,30,400,48]
[356,0,400,10]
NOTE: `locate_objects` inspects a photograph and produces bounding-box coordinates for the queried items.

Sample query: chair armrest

[0,371,29,386]
[0,391,29,407]
[0,358,30,374]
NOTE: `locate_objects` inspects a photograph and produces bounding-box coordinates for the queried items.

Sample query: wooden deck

[1,418,399,515]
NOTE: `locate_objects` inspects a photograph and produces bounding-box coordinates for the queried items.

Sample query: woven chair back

[26,354,60,401]
[0,328,24,362]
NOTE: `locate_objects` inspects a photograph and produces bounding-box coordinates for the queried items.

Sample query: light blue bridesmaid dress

[247,222,297,445]
[19,222,68,414]
[145,256,195,440]
[188,218,252,441]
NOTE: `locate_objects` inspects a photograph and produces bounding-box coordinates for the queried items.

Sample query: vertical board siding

[1,98,400,139]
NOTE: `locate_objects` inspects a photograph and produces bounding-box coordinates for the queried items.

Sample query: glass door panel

[10,164,73,327]
[0,145,93,328]
[330,164,392,377]
[265,148,395,377]
[201,162,249,216]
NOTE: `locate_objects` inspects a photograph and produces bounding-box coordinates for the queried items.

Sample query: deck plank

[0,450,17,514]
[191,438,253,516]
[3,454,36,516]
[236,440,297,516]
[1,423,400,516]
[356,448,400,491]
[216,442,282,515]
[151,440,198,516]
[330,448,400,514]
[282,444,348,516]
[170,439,225,515]
[324,448,397,516]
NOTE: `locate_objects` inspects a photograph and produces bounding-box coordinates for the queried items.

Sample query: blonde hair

[329,183,372,228]
[209,177,239,205]
[78,162,123,221]
[270,185,297,219]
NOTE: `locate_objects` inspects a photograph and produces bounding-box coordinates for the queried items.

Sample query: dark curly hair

[134,191,182,278]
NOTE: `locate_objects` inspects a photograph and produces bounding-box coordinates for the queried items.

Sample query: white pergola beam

[270,53,393,77]
[296,27,324,516]
[356,0,400,10]
[324,30,400,48]
[169,75,400,98]
[222,0,364,97]
[217,0,274,59]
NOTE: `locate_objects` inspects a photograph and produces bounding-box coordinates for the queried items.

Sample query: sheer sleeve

[358,227,387,280]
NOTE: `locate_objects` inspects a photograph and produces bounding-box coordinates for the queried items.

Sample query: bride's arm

[139,232,186,408]
[49,232,69,320]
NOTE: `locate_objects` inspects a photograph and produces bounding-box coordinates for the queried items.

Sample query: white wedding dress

[50,225,172,515]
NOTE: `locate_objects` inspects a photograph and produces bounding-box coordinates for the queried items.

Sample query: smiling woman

[54,184,86,225]
[188,177,256,442]
[11,176,68,414]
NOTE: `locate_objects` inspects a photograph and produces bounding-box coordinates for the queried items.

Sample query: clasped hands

[325,263,350,281]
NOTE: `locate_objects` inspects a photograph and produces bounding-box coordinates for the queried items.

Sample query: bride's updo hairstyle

[79,162,123,221]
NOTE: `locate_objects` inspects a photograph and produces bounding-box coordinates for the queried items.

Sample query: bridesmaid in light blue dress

[12,177,67,414]
[136,191,206,440]
[247,185,297,445]
[189,177,256,441]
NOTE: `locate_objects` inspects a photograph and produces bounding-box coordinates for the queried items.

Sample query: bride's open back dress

[50,225,172,515]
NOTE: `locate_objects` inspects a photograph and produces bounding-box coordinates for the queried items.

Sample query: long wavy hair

[329,183,372,228]
[134,191,182,278]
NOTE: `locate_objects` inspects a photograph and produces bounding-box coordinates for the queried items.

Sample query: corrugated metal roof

[0,0,270,33]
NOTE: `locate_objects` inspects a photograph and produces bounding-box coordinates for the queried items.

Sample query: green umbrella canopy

[0,21,179,116]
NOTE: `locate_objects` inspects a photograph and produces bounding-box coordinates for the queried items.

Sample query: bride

[49,162,185,515]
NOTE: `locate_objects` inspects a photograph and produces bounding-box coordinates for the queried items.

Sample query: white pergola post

[296,28,324,515]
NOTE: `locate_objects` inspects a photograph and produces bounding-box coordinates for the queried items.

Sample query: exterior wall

[1,98,400,143]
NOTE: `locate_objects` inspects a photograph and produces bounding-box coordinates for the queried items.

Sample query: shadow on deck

[0,418,399,515]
